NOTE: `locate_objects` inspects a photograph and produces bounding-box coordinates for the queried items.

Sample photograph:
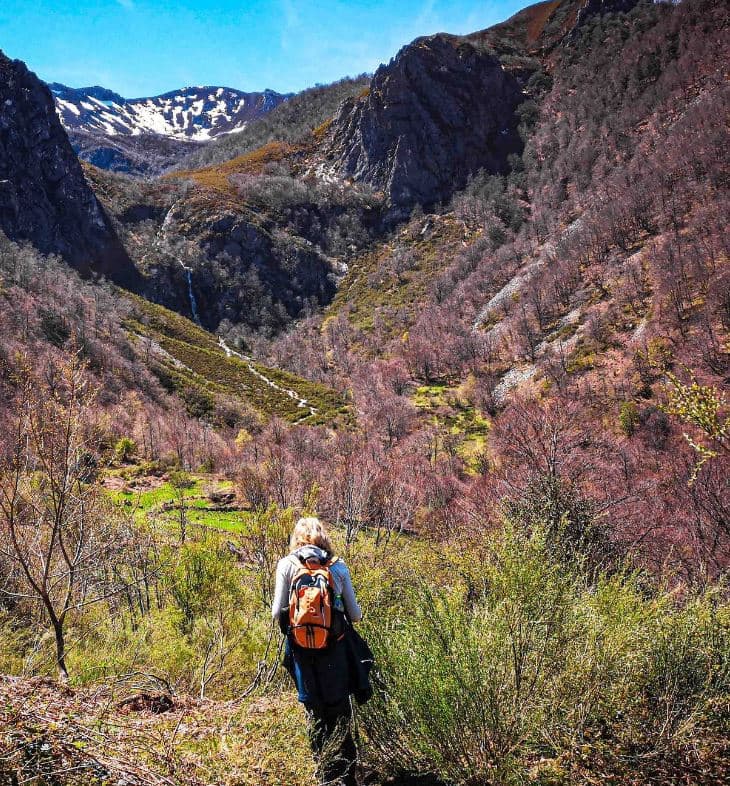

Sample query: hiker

[272,517,363,786]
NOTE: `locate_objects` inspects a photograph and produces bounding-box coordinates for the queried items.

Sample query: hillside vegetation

[1,505,728,784]
[266,0,729,576]
[1,1,729,785]
[126,293,350,426]
[0,231,348,473]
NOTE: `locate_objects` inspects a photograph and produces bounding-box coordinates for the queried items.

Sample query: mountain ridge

[0,50,140,286]
[51,82,290,141]
[49,82,291,176]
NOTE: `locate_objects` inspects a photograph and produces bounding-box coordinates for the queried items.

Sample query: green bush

[619,400,640,436]
[506,475,614,572]
[63,536,272,697]
[166,538,244,635]
[39,309,70,347]
[358,526,730,785]
[114,436,137,462]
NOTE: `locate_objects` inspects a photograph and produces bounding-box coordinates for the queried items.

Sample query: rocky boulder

[327,34,524,215]
[0,51,138,287]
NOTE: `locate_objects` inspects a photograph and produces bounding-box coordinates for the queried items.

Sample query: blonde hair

[289,517,334,555]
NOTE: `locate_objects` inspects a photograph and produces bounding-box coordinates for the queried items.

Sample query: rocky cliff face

[327,34,524,215]
[0,51,138,286]
[141,197,337,334]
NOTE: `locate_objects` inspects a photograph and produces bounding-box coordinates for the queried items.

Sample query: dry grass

[524,0,562,44]
[0,676,314,786]
[168,142,304,194]
[312,118,334,140]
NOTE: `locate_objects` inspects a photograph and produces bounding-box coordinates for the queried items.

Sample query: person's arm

[271,558,292,633]
[339,562,362,623]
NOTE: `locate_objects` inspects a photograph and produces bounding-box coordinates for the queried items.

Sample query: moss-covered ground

[412,382,491,473]
[107,473,251,534]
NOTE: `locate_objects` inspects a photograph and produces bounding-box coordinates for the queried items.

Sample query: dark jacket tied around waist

[283,620,373,708]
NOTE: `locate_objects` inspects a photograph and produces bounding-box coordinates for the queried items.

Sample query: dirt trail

[218,337,317,418]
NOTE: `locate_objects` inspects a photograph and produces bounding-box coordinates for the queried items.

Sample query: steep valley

[1,0,729,784]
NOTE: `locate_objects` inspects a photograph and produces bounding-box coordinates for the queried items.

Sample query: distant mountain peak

[50,83,291,142]
[49,83,126,104]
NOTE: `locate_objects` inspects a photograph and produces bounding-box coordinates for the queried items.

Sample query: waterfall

[179,261,201,325]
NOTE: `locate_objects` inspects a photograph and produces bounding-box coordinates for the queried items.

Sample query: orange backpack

[288,555,341,650]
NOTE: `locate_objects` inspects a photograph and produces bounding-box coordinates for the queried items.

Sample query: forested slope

[0,2,728,785]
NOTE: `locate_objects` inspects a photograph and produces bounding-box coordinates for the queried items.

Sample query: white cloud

[414,0,438,29]
[280,0,300,51]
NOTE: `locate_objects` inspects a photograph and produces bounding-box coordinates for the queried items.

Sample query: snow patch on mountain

[50,83,290,142]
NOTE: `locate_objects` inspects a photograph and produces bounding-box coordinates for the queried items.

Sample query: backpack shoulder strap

[288,555,309,592]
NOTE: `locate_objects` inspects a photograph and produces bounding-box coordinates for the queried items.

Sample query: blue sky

[0,0,528,97]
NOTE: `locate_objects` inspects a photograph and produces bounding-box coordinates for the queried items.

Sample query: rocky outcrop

[0,51,139,286]
[142,200,336,333]
[327,34,524,214]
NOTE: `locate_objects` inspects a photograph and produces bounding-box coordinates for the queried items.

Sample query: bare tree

[370,469,418,547]
[329,446,376,547]
[0,354,122,681]
[169,470,194,544]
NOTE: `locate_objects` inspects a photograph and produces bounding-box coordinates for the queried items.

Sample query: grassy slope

[168,141,306,194]
[326,214,477,336]
[107,473,250,533]
[413,382,491,473]
[125,293,350,426]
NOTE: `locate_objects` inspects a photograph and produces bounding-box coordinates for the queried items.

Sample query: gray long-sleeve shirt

[271,546,362,623]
